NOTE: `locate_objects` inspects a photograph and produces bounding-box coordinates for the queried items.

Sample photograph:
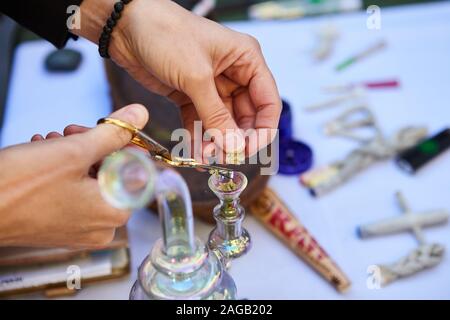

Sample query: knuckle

[90,230,116,248]
[243,34,261,50]
[189,68,213,86]
[205,107,231,128]
[111,210,131,227]
[95,203,131,228]
[112,126,132,146]
[60,138,86,163]
[100,202,131,225]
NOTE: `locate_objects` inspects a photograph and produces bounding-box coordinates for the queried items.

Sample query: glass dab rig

[207,171,251,267]
[98,148,237,300]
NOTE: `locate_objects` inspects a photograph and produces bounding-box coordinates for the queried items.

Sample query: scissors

[97,117,234,177]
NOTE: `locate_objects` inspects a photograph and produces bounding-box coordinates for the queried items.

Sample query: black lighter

[396,128,450,173]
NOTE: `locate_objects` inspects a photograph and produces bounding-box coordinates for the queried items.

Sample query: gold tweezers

[97,117,234,175]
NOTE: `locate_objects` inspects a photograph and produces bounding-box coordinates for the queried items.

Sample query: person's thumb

[189,78,245,155]
[82,104,149,162]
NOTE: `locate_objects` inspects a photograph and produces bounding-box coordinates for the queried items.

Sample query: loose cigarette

[335,40,386,72]
[303,93,354,112]
[303,87,365,112]
[300,165,339,188]
[250,188,351,292]
[358,210,449,239]
[322,80,400,93]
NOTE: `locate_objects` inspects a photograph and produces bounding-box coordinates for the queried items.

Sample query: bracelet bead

[114,2,124,12]
[98,0,133,59]
[106,17,116,28]
[111,11,121,20]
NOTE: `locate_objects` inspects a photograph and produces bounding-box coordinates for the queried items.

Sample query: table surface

[2,1,450,299]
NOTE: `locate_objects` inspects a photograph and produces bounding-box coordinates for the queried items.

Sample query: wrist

[72,0,116,43]
[107,0,191,65]
[72,0,137,61]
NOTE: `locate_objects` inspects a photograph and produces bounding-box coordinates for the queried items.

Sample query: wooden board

[0,227,128,267]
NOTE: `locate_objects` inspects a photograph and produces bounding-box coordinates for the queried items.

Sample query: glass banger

[207,171,251,268]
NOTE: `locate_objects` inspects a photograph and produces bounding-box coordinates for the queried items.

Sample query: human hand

[74,0,281,161]
[0,104,148,248]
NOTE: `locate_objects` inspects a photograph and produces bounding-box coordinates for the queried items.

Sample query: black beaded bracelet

[98,0,133,59]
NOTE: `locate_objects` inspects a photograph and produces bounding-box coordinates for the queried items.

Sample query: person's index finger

[249,65,282,130]
[190,78,239,131]
[82,104,149,162]
[188,77,245,154]
[64,124,90,136]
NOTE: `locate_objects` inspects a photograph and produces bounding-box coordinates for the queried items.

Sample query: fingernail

[121,104,148,127]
